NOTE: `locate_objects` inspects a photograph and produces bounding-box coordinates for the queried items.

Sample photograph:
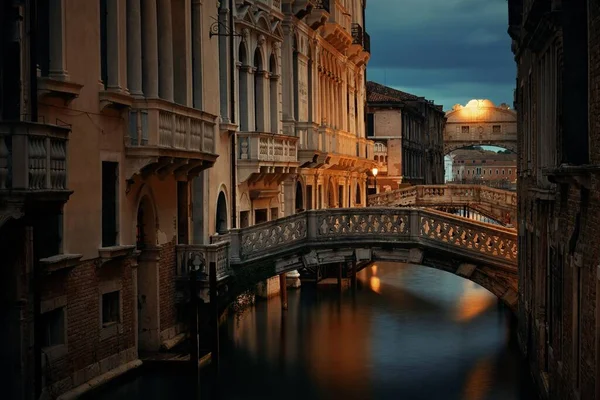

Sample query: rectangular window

[41,307,65,348]
[37,0,51,76]
[255,209,268,224]
[306,185,313,210]
[461,126,470,134]
[102,291,120,327]
[177,181,189,244]
[318,185,323,209]
[102,161,119,247]
[492,125,501,133]
[338,185,344,208]
[367,113,374,136]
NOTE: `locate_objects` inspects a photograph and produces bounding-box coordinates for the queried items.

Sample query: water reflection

[87,262,537,400]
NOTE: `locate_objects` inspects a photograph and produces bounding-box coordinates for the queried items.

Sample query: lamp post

[372,167,378,194]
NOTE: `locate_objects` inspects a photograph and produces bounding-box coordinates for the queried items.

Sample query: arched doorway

[136,195,160,352]
[216,191,228,234]
[295,181,304,213]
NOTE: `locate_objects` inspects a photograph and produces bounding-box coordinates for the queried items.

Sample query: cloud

[365,0,515,110]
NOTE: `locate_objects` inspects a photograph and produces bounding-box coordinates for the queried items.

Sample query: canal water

[86,262,538,400]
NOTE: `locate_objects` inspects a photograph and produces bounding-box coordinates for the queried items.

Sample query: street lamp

[372,167,378,194]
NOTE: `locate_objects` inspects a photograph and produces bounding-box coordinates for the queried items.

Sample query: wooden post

[209,261,219,372]
[189,268,199,373]
[279,273,288,310]
[337,262,343,291]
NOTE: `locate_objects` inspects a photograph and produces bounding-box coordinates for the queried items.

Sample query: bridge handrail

[220,208,517,268]
[368,184,517,209]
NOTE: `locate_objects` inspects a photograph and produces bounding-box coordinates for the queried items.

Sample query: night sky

[366,0,515,111]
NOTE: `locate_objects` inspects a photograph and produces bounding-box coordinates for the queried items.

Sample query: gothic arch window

[254,48,265,131]
[216,191,228,234]
[238,43,249,131]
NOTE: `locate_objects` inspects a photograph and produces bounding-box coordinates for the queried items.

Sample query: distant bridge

[368,185,517,225]
[177,207,519,310]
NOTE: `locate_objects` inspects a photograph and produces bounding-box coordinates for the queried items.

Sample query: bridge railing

[221,208,517,268]
[368,184,517,210]
[176,241,231,281]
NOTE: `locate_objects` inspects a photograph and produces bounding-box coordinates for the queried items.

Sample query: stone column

[142,0,159,98]
[106,0,122,90]
[48,0,69,79]
[157,0,174,102]
[192,0,203,108]
[282,24,295,120]
[283,179,295,216]
[127,0,143,96]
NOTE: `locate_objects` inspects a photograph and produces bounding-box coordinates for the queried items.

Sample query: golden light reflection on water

[455,280,496,322]
[462,357,495,400]
[370,276,381,294]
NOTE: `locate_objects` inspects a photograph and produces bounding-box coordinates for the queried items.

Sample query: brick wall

[515,2,600,399]
[159,239,177,335]
[39,257,136,397]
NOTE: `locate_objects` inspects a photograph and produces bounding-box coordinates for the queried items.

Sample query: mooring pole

[337,262,343,291]
[209,261,219,372]
[279,273,288,310]
[189,268,199,373]
[351,260,357,291]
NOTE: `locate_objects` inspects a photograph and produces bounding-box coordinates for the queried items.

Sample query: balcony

[237,132,299,183]
[321,1,352,52]
[0,121,72,207]
[307,0,330,30]
[297,126,374,172]
[126,98,219,180]
[348,23,371,65]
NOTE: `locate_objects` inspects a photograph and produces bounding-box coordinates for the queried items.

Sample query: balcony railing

[256,0,281,11]
[314,0,330,13]
[238,132,298,163]
[128,98,217,155]
[0,122,69,192]
[298,127,374,160]
[176,242,231,282]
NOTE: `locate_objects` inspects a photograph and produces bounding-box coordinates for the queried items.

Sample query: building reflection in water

[87,261,536,400]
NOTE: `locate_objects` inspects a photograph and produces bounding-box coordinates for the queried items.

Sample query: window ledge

[99,89,134,111]
[39,254,83,274]
[100,322,123,341]
[42,344,68,362]
[219,121,239,134]
[38,76,84,105]
[543,164,600,189]
[98,245,136,266]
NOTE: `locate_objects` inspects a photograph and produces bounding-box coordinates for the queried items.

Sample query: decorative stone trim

[38,77,84,105]
[99,89,134,111]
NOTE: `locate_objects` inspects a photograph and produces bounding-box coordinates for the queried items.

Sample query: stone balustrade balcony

[237,132,299,183]
[125,98,218,179]
[0,121,72,203]
[321,1,352,52]
[297,125,374,171]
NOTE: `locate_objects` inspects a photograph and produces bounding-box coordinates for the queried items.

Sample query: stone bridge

[177,208,519,310]
[368,185,517,225]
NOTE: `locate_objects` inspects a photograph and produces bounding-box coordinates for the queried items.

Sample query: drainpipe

[229,0,237,228]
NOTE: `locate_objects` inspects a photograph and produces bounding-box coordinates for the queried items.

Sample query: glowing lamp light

[372,167,378,177]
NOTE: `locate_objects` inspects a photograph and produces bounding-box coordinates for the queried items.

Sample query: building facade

[509,0,600,399]
[450,148,517,190]
[0,1,374,399]
[366,81,445,191]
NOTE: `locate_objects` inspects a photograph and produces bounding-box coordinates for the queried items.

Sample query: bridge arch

[208,208,518,312]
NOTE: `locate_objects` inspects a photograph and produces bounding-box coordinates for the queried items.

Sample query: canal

[85,262,538,400]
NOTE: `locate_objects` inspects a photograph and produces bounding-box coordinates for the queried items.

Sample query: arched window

[216,191,228,234]
[269,54,278,133]
[295,181,304,212]
[355,183,362,205]
[253,49,264,131]
[238,44,249,131]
